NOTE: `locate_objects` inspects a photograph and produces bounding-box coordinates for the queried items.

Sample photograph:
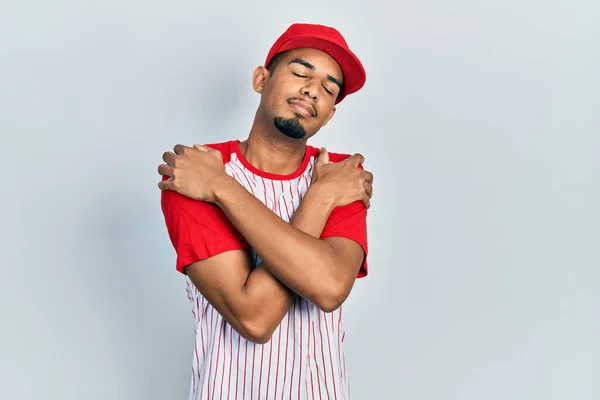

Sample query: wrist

[212,174,239,205]
[303,182,336,215]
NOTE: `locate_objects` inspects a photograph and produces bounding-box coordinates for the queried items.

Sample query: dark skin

[158,48,373,343]
[241,48,344,175]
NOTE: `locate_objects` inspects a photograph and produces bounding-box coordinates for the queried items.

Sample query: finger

[193,144,211,152]
[173,144,193,154]
[157,163,173,177]
[162,151,176,166]
[362,194,371,209]
[347,153,365,166]
[364,181,373,199]
[363,170,374,184]
[158,179,172,191]
[316,147,329,165]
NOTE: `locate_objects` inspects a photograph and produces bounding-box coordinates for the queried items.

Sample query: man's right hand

[311,148,374,209]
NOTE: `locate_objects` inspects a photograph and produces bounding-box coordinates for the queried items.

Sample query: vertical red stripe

[243,341,249,399]
[212,321,224,400]
[192,339,199,399]
[309,365,315,400]
[301,173,310,201]
[206,307,215,397]
[250,343,256,400]
[209,307,220,397]
[260,177,271,210]
[225,326,233,399]
[297,177,304,202]
[336,312,343,383]
[281,302,302,399]
[270,179,278,214]
[280,181,292,221]
[234,334,241,399]
[274,319,283,397]
[188,281,199,399]
[295,298,303,400]
[258,344,265,399]
[266,334,274,399]
[312,317,322,400]
[281,306,291,399]
[288,180,297,213]
[261,178,270,210]
[306,302,314,400]
[317,317,330,399]
[199,297,206,357]
[324,313,337,399]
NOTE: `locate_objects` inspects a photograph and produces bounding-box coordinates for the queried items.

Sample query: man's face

[254,48,343,140]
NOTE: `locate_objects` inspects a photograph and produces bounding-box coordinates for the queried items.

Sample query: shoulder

[204,140,238,163]
[327,152,353,163]
[161,140,238,205]
[307,145,364,169]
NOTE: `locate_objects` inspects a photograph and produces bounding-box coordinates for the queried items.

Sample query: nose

[301,80,319,102]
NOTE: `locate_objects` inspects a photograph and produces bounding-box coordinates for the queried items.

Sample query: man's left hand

[158,144,228,203]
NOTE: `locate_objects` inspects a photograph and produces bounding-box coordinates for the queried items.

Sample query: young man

[158,23,373,400]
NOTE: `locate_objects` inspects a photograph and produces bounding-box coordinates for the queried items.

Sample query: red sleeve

[320,200,369,278]
[160,184,250,274]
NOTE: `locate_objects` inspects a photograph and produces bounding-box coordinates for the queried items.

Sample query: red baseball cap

[264,23,366,104]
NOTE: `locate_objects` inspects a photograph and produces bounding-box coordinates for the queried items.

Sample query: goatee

[273,116,307,139]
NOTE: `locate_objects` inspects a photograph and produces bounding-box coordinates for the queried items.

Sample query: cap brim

[267,36,366,104]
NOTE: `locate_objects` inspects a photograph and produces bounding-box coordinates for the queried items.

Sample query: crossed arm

[162,179,366,344]
[214,176,366,310]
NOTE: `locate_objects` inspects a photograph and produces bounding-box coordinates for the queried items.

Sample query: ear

[321,106,337,127]
[253,66,270,94]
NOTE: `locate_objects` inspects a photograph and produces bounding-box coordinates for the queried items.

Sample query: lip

[288,100,316,118]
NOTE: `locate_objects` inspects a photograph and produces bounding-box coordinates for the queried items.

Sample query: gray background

[1,0,598,399]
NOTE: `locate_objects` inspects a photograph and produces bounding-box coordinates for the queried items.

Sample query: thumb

[193,144,210,152]
[316,147,329,165]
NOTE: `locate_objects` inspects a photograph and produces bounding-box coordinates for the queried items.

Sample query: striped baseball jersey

[161,140,369,400]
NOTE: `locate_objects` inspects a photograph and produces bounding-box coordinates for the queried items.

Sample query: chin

[273,116,309,140]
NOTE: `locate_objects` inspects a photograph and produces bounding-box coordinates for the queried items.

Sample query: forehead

[281,48,343,79]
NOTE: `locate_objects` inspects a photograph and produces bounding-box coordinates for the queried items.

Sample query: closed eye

[293,71,334,96]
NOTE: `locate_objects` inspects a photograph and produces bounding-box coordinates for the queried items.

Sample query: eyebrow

[288,58,343,91]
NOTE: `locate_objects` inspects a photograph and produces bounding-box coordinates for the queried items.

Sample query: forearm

[231,186,336,340]
[237,187,334,336]
[231,262,292,343]
[215,176,342,306]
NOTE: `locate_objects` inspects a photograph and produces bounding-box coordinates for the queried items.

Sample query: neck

[239,113,307,176]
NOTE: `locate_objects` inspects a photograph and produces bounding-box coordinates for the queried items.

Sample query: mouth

[288,99,316,118]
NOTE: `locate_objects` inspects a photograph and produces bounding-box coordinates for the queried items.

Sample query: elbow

[239,318,276,345]
[246,331,272,345]
[311,254,357,313]
[315,295,344,313]
[316,299,342,313]
[313,283,348,313]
